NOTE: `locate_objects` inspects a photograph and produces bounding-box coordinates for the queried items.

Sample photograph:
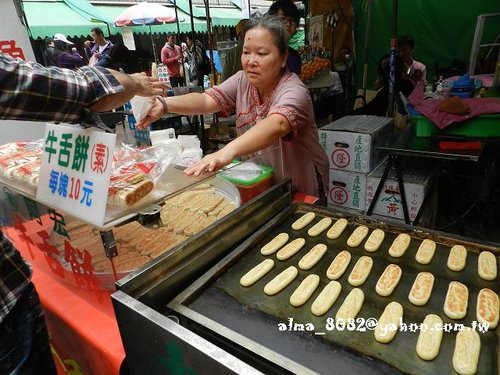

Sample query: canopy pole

[172,0,181,36]
[189,0,196,71]
[150,25,158,64]
[387,0,398,117]
[203,0,215,75]
[361,0,373,97]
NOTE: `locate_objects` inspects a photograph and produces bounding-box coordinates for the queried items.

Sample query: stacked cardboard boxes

[318,115,394,211]
[365,158,434,223]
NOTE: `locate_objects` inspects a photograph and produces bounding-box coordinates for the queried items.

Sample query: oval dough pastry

[291,212,316,230]
[476,288,499,329]
[477,250,497,281]
[326,250,351,280]
[260,233,289,256]
[416,314,443,361]
[408,272,435,306]
[308,217,333,237]
[388,233,411,257]
[415,239,436,265]
[240,259,275,287]
[444,281,468,320]
[311,281,342,316]
[264,266,298,295]
[346,225,369,247]
[276,238,306,261]
[447,245,467,271]
[375,264,402,297]
[374,301,403,344]
[326,218,348,239]
[452,328,481,375]
[364,228,385,252]
[348,256,373,286]
[335,288,364,322]
[298,243,328,270]
[289,274,321,307]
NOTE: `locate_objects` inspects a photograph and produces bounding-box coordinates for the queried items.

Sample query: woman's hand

[184,149,235,176]
[130,72,167,97]
[135,98,165,130]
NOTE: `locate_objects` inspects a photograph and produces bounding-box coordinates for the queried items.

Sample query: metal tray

[169,203,499,375]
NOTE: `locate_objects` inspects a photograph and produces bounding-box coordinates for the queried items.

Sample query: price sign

[36,124,116,227]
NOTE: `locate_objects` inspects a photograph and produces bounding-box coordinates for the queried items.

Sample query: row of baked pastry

[290,212,498,281]
[239,258,496,375]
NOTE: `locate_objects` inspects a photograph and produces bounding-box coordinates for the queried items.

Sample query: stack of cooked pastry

[0,141,156,208]
[52,184,236,274]
[239,211,499,375]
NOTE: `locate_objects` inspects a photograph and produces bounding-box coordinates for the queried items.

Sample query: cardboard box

[318,115,393,173]
[366,159,434,223]
[328,169,367,211]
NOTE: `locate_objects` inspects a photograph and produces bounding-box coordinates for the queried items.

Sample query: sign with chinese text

[36,124,116,227]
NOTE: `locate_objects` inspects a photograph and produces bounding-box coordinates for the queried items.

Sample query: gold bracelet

[156,96,168,115]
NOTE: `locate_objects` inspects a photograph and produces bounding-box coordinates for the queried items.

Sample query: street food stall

[112,178,498,374]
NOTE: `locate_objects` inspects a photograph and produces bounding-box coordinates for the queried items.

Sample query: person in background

[268,0,301,75]
[161,33,184,87]
[351,54,414,117]
[43,39,57,67]
[0,52,165,375]
[138,15,329,203]
[186,34,207,88]
[84,27,113,66]
[222,19,248,81]
[95,43,130,72]
[52,33,83,69]
[181,42,192,84]
[398,34,426,87]
[289,17,305,51]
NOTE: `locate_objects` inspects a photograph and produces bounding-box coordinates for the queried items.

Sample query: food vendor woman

[138,15,330,203]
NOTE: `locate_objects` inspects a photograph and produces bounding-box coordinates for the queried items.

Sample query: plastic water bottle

[435,76,444,99]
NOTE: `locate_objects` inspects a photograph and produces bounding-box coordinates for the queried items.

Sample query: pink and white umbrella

[114,2,177,27]
[114,2,181,63]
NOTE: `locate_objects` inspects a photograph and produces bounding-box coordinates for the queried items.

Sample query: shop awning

[168,0,241,27]
[22,1,208,40]
[23,1,109,39]
[63,0,113,23]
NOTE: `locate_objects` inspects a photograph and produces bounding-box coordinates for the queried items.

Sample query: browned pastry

[140,230,179,257]
[108,179,154,208]
[437,96,470,115]
[217,203,236,219]
[199,196,224,214]
[208,199,230,217]
[148,236,184,258]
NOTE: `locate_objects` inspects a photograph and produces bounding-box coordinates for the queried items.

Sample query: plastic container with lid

[217,161,274,203]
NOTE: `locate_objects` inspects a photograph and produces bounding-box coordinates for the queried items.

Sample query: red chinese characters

[91,143,110,174]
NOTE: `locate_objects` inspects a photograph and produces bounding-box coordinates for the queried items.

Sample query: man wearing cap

[53,33,83,69]
[84,27,113,66]
[222,19,248,81]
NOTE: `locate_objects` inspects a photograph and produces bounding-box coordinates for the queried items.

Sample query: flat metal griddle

[169,203,499,375]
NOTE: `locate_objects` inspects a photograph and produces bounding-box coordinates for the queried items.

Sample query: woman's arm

[136,92,220,129]
[184,114,291,175]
